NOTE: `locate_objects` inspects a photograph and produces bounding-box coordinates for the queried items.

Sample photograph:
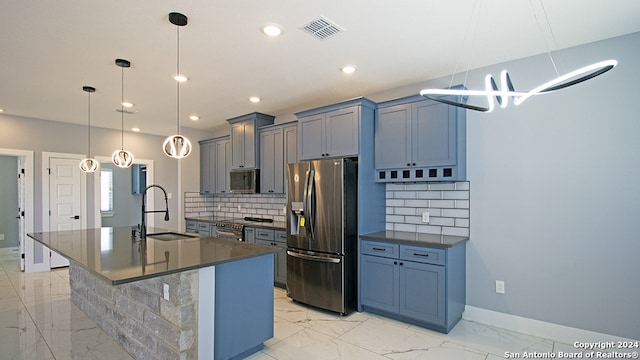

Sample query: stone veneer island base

[29,227,276,360]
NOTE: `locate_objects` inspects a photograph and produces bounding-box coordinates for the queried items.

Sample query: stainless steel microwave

[229,169,259,194]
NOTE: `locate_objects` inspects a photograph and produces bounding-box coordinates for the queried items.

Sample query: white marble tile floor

[0,250,586,359]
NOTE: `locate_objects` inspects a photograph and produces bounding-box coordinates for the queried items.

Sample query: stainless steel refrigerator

[286,158,357,315]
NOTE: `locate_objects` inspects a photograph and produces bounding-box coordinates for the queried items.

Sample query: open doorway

[92,156,154,229]
[0,156,19,249]
[0,148,34,271]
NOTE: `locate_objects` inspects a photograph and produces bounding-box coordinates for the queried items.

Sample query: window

[100,169,114,215]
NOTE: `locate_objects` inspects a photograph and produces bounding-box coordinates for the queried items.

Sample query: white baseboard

[463,305,637,343]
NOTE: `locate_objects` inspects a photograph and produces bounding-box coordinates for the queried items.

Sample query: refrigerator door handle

[287,251,341,263]
[304,169,315,240]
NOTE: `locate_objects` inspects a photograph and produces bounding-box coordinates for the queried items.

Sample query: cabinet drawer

[198,222,210,230]
[400,245,445,266]
[361,240,399,258]
[275,230,287,243]
[255,229,275,241]
[186,220,197,229]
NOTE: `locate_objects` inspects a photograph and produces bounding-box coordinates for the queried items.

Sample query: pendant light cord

[176,25,181,136]
[87,91,92,157]
[529,0,562,77]
[121,64,125,150]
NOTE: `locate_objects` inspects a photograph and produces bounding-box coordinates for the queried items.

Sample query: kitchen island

[28,226,277,360]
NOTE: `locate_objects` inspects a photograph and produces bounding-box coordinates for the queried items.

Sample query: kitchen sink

[146,232,197,241]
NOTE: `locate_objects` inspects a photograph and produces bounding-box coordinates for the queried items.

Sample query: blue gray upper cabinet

[259,122,297,194]
[199,136,230,194]
[375,95,466,182]
[227,112,275,169]
[295,98,377,160]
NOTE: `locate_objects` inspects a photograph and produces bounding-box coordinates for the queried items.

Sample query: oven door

[216,229,243,241]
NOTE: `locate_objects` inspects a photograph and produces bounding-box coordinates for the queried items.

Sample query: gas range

[215,217,274,241]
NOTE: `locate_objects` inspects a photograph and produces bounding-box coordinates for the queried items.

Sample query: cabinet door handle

[372,247,386,252]
[393,261,397,265]
[413,253,430,257]
[399,262,403,266]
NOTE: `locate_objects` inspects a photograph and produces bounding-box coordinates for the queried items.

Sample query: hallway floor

[0,248,600,359]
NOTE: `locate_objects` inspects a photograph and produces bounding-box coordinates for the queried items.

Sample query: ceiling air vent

[300,16,344,40]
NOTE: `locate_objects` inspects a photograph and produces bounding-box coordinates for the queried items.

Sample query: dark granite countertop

[186,216,286,231]
[28,226,276,285]
[360,230,469,248]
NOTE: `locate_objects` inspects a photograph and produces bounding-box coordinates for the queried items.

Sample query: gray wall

[0,115,214,232]
[367,32,640,339]
[0,156,19,248]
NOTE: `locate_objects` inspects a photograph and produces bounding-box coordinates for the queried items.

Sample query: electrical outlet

[0,233,4,241]
[163,283,170,301]
[167,193,173,199]
[237,205,241,212]
[217,204,221,211]
[422,212,430,223]
[282,206,287,214]
[496,280,505,294]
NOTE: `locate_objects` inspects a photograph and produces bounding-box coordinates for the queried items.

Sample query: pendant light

[79,86,99,173]
[112,58,134,168]
[163,12,192,159]
[419,0,616,112]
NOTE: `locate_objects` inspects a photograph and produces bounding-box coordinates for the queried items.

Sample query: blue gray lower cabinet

[186,219,213,236]
[213,254,274,360]
[360,239,465,333]
[247,227,287,287]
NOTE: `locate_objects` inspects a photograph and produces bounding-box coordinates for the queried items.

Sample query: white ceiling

[1,0,639,136]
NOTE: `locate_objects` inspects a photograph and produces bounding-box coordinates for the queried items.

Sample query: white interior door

[49,157,83,268]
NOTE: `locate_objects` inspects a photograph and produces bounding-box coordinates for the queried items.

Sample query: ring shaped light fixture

[163,12,192,159]
[79,86,99,173]
[112,58,135,168]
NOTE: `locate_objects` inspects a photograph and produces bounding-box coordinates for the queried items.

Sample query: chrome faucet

[141,184,170,239]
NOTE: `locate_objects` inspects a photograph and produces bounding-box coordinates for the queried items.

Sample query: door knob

[70,215,80,219]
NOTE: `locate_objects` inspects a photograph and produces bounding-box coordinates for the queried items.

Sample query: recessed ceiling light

[122,102,134,108]
[249,96,261,103]
[173,74,188,82]
[340,65,357,74]
[261,23,283,37]
[132,127,141,132]
[189,115,199,121]
[0,108,3,112]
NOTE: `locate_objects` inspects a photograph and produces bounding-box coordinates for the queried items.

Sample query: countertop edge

[360,230,469,248]
[28,229,278,285]
[108,250,277,285]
